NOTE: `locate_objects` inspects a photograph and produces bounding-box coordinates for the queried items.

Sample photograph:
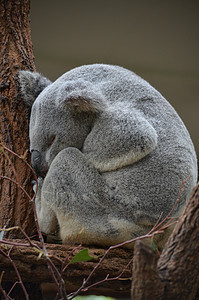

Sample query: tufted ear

[18,70,52,107]
[58,80,108,113]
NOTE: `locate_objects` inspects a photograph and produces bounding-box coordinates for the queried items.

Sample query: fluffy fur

[19,64,198,248]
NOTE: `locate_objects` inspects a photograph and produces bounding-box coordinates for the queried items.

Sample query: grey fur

[19,64,198,248]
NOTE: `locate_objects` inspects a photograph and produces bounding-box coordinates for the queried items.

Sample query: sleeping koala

[19,64,197,248]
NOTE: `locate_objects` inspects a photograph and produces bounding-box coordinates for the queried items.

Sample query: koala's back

[57,63,155,104]
[57,64,196,165]
[56,64,197,221]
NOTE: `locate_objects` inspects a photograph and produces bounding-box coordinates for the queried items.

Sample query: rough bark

[0,1,42,298]
[157,182,199,300]
[131,241,164,300]
[0,0,36,238]
[131,183,199,300]
[0,242,133,298]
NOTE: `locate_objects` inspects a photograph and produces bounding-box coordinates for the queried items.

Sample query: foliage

[69,249,95,264]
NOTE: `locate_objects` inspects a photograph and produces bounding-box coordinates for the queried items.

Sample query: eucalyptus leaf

[69,248,95,264]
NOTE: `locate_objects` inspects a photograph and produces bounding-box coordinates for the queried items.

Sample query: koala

[19,64,197,248]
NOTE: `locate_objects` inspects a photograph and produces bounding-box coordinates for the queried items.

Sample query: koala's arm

[35,147,120,246]
[34,178,58,235]
[55,78,157,172]
[33,147,157,246]
[83,110,158,172]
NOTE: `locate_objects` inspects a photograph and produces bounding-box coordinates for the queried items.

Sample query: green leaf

[69,248,95,264]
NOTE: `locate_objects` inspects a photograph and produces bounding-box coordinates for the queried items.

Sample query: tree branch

[0,241,133,298]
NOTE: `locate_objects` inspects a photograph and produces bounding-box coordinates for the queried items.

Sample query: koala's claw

[32,178,44,194]
[32,180,37,193]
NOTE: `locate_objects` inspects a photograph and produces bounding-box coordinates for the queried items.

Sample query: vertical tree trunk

[131,183,199,299]
[0,1,42,298]
[0,0,36,238]
[157,182,199,299]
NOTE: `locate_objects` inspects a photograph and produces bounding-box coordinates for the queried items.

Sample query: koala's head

[19,70,107,177]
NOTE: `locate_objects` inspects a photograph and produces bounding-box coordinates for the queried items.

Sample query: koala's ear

[18,70,52,107]
[58,81,108,113]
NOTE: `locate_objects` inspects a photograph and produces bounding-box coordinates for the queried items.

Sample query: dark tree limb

[157,182,199,300]
[0,242,133,298]
[131,241,164,300]
[131,183,199,300]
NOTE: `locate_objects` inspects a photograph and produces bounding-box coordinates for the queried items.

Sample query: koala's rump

[102,132,197,226]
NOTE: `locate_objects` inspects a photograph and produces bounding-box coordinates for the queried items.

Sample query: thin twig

[0,146,19,186]
[82,254,134,293]
[0,271,11,300]
[0,143,38,199]
[0,145,68,300]
[0,248,29,300]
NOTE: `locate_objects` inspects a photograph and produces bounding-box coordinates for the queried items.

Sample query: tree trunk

[131,183,199,300]
[0,1,42,298]
[157,182,199,299]
[0,0,36,238]
[131,241,164,300]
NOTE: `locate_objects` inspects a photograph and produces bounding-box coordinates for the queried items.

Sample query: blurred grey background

[30,0,199,155]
